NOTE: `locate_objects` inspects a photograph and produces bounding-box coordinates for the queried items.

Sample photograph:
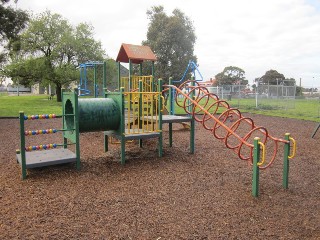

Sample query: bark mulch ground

[0,113,319,239]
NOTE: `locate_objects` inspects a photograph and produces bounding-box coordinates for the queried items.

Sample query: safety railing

[120,75,154,92]
[124,91,163,135]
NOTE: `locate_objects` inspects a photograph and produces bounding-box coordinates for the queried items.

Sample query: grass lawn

[0,94,62,117]
[171,97,320,122]
[1,93,320,122]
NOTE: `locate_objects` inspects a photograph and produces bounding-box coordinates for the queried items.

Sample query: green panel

[62,90,77,143]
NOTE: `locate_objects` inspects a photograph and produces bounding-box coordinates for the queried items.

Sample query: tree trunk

[55,83,62,102]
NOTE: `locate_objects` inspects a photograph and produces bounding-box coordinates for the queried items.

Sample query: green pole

[283,133,291,189]
[252,137,260,197]
[62,89,68,148]
[158,78,163,157]
[169,123,173,147]
[19,111,27,180]
[129,59,132,91]
[190,76,195,114]
[120,87,126,164]
[103,61,107,91]
[74,89,81,170]
[139,80,143,148]
[140,63,143,76]
[190,118,195,154]
[117,62,121,90]
[152,61,155,92]
[94,64,97,98]
[169,77,174,115]
[190,77,195,154]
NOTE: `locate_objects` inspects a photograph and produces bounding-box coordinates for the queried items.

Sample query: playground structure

[78,61,106,97]
[16,43,296,197]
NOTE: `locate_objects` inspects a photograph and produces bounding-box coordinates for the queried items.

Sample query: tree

[4,11,105,101]
[259,69,285,85]
[142,6,197,82]
[215,66,247,85]
[0,0,28,64]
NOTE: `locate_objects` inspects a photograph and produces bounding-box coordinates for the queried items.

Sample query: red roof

[116,43,157,64]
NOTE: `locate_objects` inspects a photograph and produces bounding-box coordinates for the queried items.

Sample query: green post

[152,61,155,92]
[117,62,121,90]
[94,64,97,98]
[139,80,143,148]
[252,137,260,197]
[129,59,132,91]
[169,123,173,147]
[103,61,107,92]
[168,78,173,147]
[139,63,143,76]
[74,89,81,170]
[120,88,126,164]
[158,78,163,157]
[190,78,195,154]
[190,118,195,154]
[104,135,108,152]
[62,89,67,149]
[19,111,27,180]
[169,77,174,115]
[283,133,291,189]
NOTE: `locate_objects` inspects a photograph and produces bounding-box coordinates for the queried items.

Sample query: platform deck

[104,129,160,140]
[16,148,77,169]
[142,114,193,123]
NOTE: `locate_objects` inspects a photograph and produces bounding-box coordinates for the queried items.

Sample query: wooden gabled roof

[116,43,157,64]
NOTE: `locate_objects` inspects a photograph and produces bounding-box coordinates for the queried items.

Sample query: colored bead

[42,114,46,119]
[49,144,53,148]
[45,114,49,119]
[28,115,32,120]
[24,115,28,120]
[32,146,36,150]
[49,114,52,118]
[43,145,47,149]
[53,129,57,133]
[35,115,39,119]
[24,131,28,136]
[28,146,33,151]
[36,130,39,135]
[53,144,57,148]
[31,115,35,120]
[42,130,46,134]
[39,145,43,150]
[28,131,32,135]
[52,114,56,118]
[36,146,40,150]
[32,131,36,135]
[39,130,43,134]
[49,129,53,134]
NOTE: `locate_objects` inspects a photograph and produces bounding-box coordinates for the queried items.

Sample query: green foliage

[215,66,247,85]
[143,6,197,82]
[4,10,105,102]
[259,69,285,85]
[0,0,28,42]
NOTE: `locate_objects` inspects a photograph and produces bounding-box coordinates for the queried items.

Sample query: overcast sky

[15,0,320,86]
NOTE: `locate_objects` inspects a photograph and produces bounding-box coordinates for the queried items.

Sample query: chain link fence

[205,84,320,121]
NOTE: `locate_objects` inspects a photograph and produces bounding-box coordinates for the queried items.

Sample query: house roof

[116,43,157,64]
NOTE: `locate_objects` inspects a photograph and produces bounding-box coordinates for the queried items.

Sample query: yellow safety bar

[288,136,296,159]
[124,91,161,135]
[257,141,266,166]
[121,75,154,92]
